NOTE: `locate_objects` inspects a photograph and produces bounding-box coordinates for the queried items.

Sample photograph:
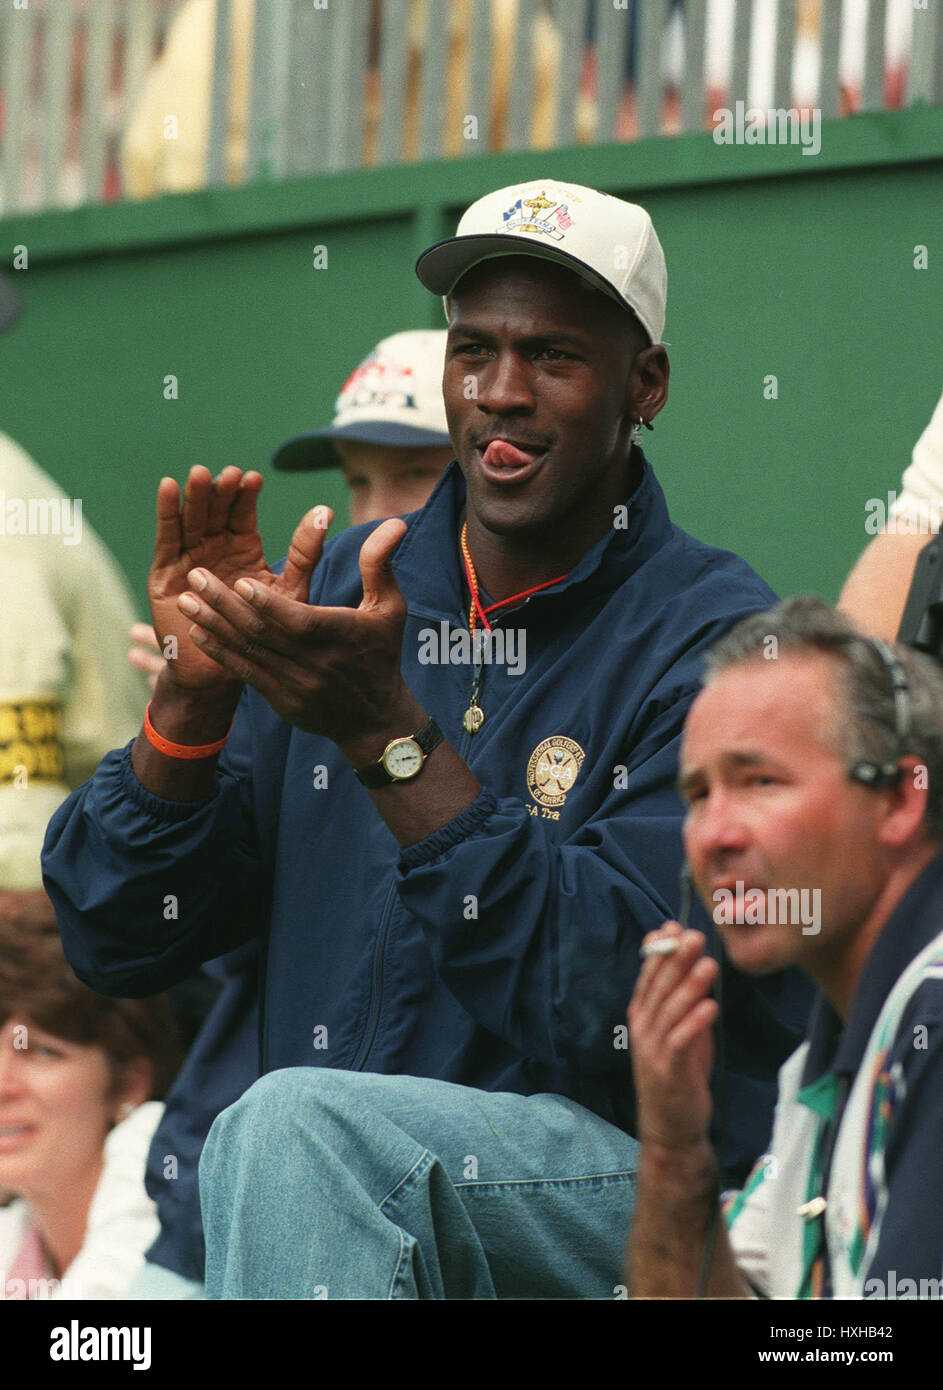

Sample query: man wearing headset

[627,596,943,1299]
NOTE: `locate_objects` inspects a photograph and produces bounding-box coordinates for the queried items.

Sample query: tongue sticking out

[482,440,539,470]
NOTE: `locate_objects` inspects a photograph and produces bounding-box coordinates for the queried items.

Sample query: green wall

[2,108,942,616]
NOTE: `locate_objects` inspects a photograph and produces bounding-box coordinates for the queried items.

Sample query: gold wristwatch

[354,717,444,788]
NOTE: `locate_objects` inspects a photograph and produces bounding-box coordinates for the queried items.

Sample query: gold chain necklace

[460,522,486,734]
[458,522,569,735]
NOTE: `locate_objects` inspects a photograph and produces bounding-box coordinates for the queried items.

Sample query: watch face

[382,737,423,780]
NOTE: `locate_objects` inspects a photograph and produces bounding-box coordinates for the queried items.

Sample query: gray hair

[703,595,943,843]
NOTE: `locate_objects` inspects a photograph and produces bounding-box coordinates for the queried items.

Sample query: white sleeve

[57,1102,163,1300]
[889,386,943,526]
[723,1157,774,1298]
[0,1201,30,1291]
[724,1042,813,1300]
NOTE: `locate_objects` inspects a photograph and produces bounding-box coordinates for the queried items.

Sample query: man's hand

[130,467,333,802]
[628,921,718,1148]
[141,478,481,841]
[177,515,419,762]
[149,466,332,701]
[626,922,750,1298]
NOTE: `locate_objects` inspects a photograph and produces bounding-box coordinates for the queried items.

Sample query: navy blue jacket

[44,456,811,1276]
[145,942,259,1280]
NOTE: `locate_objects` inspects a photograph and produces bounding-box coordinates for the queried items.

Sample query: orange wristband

[144,701,231,760]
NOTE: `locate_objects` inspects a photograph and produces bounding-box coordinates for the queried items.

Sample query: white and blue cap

[415,179,667,346]
[272,329,452,472]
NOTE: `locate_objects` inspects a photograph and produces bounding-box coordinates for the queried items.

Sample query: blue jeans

[200,1069,638,1299]
[126,1263,205,1299]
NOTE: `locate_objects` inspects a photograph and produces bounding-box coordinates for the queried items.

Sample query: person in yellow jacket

[119,0,562,198]
[0,430,148,911]
[120,0,253,198]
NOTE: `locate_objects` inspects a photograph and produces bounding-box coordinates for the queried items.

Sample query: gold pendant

[463,704,485,734]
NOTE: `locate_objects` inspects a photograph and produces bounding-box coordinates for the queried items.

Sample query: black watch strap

[354,717,444,788]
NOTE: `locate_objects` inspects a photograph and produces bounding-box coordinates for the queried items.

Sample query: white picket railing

[0,0,939,214]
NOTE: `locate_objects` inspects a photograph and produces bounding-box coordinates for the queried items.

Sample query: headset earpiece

[848,760,904,789]
[846,639,910,791]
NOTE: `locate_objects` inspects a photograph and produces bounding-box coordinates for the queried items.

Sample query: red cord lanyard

[458,521,568,733]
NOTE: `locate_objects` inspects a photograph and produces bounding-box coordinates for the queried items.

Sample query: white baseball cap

[415,180,667,345]
[272,329,452,472]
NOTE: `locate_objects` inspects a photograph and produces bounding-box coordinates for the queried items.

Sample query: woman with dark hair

[0,921,182,1299]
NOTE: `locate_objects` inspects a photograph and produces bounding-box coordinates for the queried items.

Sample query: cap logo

[342,385,418,413]
[498,190,574,241]
[338,356,418,413]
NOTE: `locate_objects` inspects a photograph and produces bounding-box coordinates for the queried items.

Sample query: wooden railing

[1,0,940,213]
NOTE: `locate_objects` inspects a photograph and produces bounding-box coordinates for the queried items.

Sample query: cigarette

[641,937,680,959]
